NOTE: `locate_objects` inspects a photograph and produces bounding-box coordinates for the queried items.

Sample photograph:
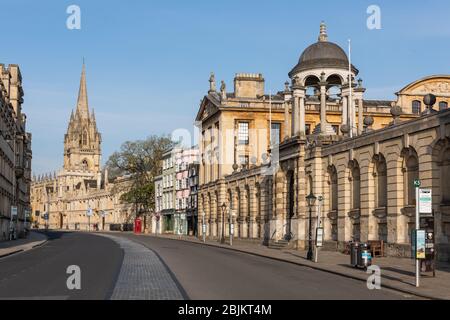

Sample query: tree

[106,135,173,219]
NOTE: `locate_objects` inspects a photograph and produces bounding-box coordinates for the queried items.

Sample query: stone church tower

[30,63,135,232]
[63,64,101,174]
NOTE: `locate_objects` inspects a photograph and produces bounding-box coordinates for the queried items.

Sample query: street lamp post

[315,196,324,263]
[220,203,227,244]
[306,192,317,261]
[202,211,206,243]
[229,210,235,246]
[156,215,160,236]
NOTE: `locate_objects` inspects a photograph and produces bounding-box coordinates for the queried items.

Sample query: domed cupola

[289,22,359,78]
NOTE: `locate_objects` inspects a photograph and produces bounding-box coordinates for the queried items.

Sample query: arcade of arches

[199,111,450,261]
[196,24,450,261]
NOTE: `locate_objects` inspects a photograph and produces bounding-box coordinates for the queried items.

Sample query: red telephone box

[134,218,142,234]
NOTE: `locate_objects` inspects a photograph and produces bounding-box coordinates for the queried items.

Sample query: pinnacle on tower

[76,62,89,118]
[318,21,328,42]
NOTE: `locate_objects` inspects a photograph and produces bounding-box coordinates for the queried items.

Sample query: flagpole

[269,90,272,147]
[348,39,353,138]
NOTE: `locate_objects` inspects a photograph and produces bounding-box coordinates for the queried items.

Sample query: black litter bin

[357,243,372,270]
[350,242,360,267]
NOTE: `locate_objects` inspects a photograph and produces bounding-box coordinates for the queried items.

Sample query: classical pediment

[410,81,450,95]
[195,95,221,122]
[202,103,217,120]
[397,75,450,96]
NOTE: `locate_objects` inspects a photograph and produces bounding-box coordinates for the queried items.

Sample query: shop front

[174,212,188,236]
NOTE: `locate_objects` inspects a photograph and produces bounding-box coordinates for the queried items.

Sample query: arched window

[376,156,388,208]
[412,100,421,115]
[351,162,361,210]
[82,131,88,146]
[442,148,450,204]
[406,155,419,206]
[439,101,448,111]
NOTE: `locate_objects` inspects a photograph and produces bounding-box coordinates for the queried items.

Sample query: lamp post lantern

[220,203,227,244]
[306,192,317,261]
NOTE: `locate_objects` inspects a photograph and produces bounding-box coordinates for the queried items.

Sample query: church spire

[76,62,89,118]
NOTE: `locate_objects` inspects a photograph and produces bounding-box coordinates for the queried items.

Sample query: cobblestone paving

[100,235,185,300]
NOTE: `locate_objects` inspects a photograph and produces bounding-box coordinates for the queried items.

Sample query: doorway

[59,213,64,229]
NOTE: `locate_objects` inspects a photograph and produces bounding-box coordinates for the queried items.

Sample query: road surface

[0,231,418,300]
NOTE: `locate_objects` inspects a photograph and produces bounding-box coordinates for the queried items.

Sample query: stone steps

[268,240,290,250]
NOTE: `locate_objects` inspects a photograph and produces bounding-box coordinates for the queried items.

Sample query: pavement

[0,231,48,258]
[130,233,450,300]
[99,234,185,300]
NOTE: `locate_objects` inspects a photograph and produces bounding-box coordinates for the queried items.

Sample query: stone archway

[431,138,450,261]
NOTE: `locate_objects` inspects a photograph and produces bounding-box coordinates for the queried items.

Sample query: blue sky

[1,0,449,175]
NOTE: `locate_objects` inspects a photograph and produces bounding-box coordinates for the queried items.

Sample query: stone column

[205,195,210,237]
[359,161,376,242]
[386,149,407,246]
[348,98,354,135]
[342,96,348,127]
[260,181,267,241]
[358,98,364,135]
[291,97,298,136]
[234,190,242,239]
[296,147,307,248]
[319,82,328,134]
[293,87,306,137]
[198,192,204,239]
[211,194,217,238]
[241,188,249,238]
[299,95,306,137]
[284,102,290,138]
[271,171,286,240]
[249,185,258,239]
[338,163,352,249]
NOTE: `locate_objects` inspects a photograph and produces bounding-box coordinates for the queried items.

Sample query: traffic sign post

[230,211,235,247]
[414,180,421,288]
[315,196,324,263]
[87,208,93,232]
[202,211,206,243]
[413,180,434,288]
